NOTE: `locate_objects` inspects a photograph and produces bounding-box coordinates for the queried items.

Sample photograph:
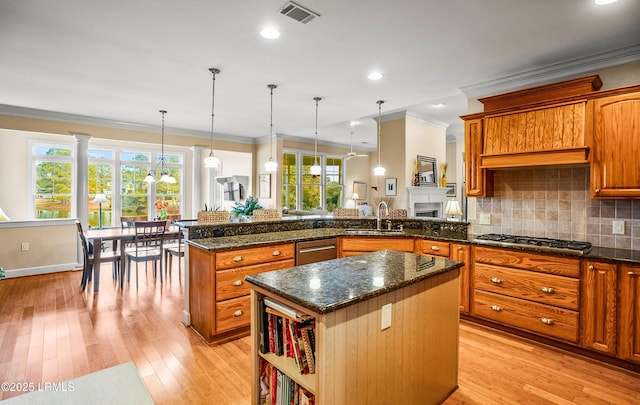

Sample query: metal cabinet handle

[490,277,503,284]
[272,250,281,256]
[233,280,242,286]
[629,271,638,275]
[540,317,554,325]
[457,246,463,251]
[233,310,243,317]
[490,305,502,312]
[541,287,555,294]
[431,246,440,251]
[595,188,600,193]
[588,265,594,270]
[233,256,243,262]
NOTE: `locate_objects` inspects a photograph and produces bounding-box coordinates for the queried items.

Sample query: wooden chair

[125,220,167,286]
[163,229,185,280]
[76,221,121,291]
[120,215,148,228]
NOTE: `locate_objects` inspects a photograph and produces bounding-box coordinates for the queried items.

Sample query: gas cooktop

[473,234,592,255]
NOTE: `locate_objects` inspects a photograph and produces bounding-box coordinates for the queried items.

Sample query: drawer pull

[490,305,502,312]
[457,246,463,251]
[431,246,440,251]
[541,287,555,294]
[272,250,281,256]
[490,277,503,284]
[233,310,243,317]
[233,256,243,262]
[233,280,242,286]
[629,271,638,276]
[540,317,554,325]
[588,265,594,270]
[595,188,600,193]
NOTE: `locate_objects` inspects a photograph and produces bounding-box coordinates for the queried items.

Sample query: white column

[74,134,91,228]
[191,146,204,218]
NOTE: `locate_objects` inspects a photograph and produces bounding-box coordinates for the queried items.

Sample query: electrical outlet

[381,303,392,330]
[612,220,625,235]
[479,213,491,225]
[21,242,29,251]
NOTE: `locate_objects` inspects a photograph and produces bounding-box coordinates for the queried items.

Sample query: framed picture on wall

[445,182,456,197]
[385,178,397,196]
[259,174,271,199]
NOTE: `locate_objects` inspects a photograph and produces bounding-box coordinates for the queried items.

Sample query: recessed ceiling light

[368,72,383,81]
[594,0,618,4]
[260,27,280,39]
[433,103,446,108]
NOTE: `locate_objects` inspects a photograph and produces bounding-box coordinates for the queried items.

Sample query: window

[88,148,114,228]
[282,150,343,212]
[120,151,151,218]
[33,143,74,219]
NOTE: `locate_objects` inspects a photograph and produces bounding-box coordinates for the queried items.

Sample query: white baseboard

[2,263,81,278]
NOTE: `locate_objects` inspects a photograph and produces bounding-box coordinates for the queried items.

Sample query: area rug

[1,361,154,404]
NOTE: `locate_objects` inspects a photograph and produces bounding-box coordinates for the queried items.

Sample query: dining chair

[76,221,122,291]
[163,229,185,279]
[125,220,167,286]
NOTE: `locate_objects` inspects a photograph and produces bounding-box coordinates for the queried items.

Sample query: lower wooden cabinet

[339,236,414,257]
[619,264,640,363]
[451,243,471,313]
[580,260,617,354]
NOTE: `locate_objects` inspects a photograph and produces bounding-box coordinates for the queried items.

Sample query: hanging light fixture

[373,100,386,176]
[144,109,176,183]
[310,97,322,176]
[264,84,278,172]
[204,67,221,168]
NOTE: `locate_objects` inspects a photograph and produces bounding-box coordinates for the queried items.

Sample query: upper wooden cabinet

[589,91,640,198]
[464,118,493,197]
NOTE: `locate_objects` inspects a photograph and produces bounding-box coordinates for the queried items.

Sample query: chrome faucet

[376,201,389,231]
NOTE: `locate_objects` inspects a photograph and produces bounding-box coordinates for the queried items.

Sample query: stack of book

[260,360,315,405]
[260,297,316,375]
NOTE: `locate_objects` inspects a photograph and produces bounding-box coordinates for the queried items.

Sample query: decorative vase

[159,208,168,220]
[439,174,447,188]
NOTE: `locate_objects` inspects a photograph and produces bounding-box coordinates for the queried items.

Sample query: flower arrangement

[154,199,169,220]
[438,163,448,188]
[0,267,4,279]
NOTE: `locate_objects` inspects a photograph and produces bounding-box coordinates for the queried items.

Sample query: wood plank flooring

[1,261,638,404]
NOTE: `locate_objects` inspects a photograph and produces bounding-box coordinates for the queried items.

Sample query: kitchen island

[246,250,463,405]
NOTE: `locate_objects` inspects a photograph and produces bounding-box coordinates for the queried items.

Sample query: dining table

[85,225,181,292]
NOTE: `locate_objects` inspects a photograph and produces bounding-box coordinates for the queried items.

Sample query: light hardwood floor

[0,261,638,404]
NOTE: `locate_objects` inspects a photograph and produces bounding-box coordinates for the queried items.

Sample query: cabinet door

[590,92,640,198]
[619,264,640,363]
[451,243,471,313]
[581,261,617,354]
[464,118,493,197]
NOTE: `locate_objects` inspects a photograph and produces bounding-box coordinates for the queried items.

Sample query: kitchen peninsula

[245,250,463,405]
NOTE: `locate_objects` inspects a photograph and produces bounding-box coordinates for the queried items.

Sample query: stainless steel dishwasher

[295,238,337,265]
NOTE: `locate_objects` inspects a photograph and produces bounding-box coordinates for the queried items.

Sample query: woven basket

[197,211,230,223]
[252,209,281,221]
[333,208,360,218]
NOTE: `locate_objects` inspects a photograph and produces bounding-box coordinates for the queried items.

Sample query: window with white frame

[32,143,75,219]
[282,150,343,212]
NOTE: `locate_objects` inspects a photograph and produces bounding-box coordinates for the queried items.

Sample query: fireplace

[407,187,448,218]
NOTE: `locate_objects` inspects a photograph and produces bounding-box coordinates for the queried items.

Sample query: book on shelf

[300,325,315,374]
[261,358,316,405]
[264,297,314,323]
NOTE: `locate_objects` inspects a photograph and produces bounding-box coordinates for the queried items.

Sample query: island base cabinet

[619,264,640,363]
[251,269,460,405]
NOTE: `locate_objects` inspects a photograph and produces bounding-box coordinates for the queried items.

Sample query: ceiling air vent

[279,1,320,24]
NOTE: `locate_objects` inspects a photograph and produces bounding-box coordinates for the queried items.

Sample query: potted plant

[231,196,264,219]
[0,267,5,279]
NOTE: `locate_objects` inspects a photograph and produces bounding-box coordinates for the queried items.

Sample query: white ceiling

[1,0,639,151]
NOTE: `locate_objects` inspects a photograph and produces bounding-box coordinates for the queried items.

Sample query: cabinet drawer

[216,243,294,270]
[216,295,251,333]
[475,246,580,278]
[216,259,295,301]
[473,290,578,343]
[341,237,414,253]
[474,263,579,310]
[420,239,450,257]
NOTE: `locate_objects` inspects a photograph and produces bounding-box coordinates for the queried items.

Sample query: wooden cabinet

[464,118,493,197]
[472,246,581,343]
[188,242,295,343]
[590,91,640,198]
[451,243,471,313]
[581,260,617,354]
[619,264,640,363]
[339,236,414,257]
[418,238,450,257]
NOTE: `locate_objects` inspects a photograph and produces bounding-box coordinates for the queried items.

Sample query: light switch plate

[381,303,392,330]
[479,214,491,225]
[613,220,625,235]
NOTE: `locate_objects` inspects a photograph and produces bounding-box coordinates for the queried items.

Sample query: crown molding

[460,44,640,99]
[0,104,256,145]
[373,110,449,130]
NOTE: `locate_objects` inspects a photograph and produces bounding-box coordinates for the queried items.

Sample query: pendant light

[373,100,386,176]
[310,97,322,176]
[204,67,221,168]
[264,84,278,172]
[144,109,176,183]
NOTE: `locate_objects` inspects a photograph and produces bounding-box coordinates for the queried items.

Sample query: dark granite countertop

[245,250,463,315]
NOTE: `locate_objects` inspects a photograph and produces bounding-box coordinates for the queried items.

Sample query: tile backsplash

[469,167,640,250]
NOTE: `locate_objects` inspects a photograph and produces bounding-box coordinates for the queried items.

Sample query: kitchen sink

[345,229,405,236]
